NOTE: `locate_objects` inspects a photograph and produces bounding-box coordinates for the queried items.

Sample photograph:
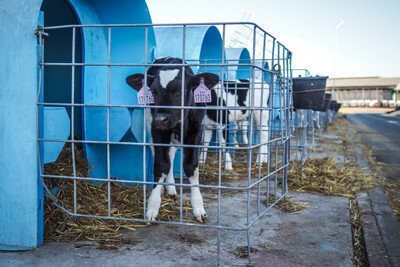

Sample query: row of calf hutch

[0,0,338,264]
[1,2,291,262]
[291,72,342,171]
[0,0,292,264]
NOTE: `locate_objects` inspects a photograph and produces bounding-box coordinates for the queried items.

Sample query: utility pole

[333,20,344,100]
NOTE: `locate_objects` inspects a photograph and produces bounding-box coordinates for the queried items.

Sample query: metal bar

[45,186,288,232]
[42,22,276,39]
[41,159,287,190]
[216,23,227,266]
[47,201,251,231]
[36,101,273,111]
[267,37,276,181]
[246,24,257,226]
[142,25,149,222]
[247,228,252,265]
[37,138,269,150]
[37,28,44,193]
[179,24,187,224]
[36,30,44,104]
[107,27,112,217]
[71,27,77,214]
[256,30,268,217]
[39,62,273,69]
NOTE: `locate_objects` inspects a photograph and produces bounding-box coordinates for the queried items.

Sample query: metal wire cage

[36,22,292,265]
[291,109,309,171]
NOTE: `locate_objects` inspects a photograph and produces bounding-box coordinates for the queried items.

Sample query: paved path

[347,112,400,182]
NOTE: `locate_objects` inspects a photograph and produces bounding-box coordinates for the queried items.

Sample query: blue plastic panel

[0,0,44,250]
[154,26,224,76]
[67,0,157,181]
[43,107,71,164]
[225,47,251,81]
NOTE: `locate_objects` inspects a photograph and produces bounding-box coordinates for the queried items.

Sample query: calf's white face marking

[159,69,180,89]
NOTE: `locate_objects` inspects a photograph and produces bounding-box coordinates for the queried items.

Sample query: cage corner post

[36,9,45,249]
[0,0,44,250]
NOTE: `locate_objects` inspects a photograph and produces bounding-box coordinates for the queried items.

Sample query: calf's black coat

[126,57,219,180]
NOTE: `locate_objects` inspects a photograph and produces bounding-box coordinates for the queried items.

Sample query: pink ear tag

[194,77,212,103]
[137,79,155,104]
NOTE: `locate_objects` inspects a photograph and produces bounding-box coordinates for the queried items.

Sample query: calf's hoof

[146,210,159,225]
[145,216,157,226]
[193,206,207,223]
[195,214,208,223]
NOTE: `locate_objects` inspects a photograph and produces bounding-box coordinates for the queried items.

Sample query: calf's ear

[126,74,155,91]
[192,72,219,90]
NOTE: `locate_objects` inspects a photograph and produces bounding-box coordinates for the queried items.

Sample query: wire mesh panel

[291,109,309,170]
[37,22,292,265]
[304,109,316,150]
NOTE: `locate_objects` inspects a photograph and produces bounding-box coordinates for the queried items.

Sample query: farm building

[326,77,400,107]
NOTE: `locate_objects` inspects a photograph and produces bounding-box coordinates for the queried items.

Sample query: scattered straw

[43,142,195,245]
[44,141,91,179]
[232,246,258,258]
[288,157,376,198]
[43,180,195,243]
[45,131,375,246]
[350,199,369,266]
[201,151,286,182]
[272,196,312,214]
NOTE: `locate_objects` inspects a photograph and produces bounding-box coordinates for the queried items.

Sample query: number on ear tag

[137,79,155,104]
[194,77,212,103]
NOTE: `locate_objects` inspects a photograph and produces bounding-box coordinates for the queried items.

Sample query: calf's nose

[155,114,169,123]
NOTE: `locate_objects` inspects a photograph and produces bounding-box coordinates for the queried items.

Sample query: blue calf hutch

[0,0,155,250]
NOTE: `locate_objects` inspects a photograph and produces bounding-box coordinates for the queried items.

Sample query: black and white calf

[200,79,270,169]
[126,57,219,223]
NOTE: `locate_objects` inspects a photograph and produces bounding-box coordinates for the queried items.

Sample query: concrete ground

[342,107,400,266]
[0,191,353,267]
[1,111,399,266]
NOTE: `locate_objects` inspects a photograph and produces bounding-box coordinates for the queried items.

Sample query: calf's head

[127,67,219,131]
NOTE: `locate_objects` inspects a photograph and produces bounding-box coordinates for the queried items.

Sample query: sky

[146,0,400,78]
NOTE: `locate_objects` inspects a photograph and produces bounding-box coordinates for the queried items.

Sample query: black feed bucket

[329,100,337,110]
[292,76,328,109]
[313,93,332,112]
[331,101,342,112]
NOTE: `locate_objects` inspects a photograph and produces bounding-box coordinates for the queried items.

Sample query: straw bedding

[43,139,375,245]
[288,157,376,198]
[44,143,195,244]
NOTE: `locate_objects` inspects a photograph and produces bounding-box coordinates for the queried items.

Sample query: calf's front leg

[146,174,166,221]
[184,130,207,222]
[165,145,178,197]
[188,167,206,222]
[146,143,171,222]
